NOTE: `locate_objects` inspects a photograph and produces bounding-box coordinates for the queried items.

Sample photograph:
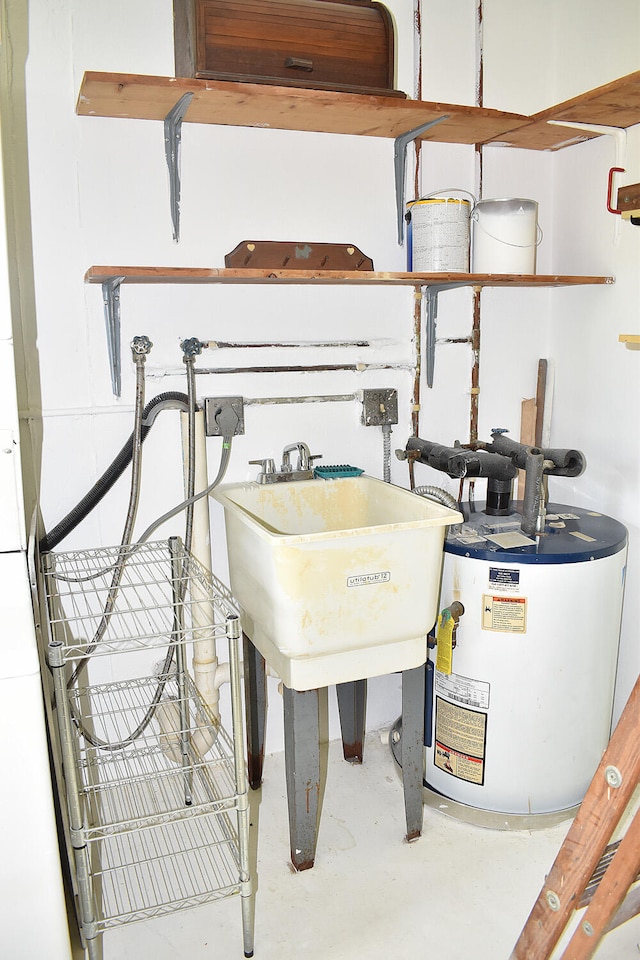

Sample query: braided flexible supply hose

[39,391,189,552]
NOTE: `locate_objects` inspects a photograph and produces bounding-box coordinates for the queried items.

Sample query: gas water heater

[406,433,627,817]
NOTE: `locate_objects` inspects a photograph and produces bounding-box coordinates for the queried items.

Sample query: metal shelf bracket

[102,276,125,397]
[164,92,194,242]
[394,115,449,245]
[424,282,469,388]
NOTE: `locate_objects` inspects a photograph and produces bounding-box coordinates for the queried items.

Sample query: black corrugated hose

[39,391,189,553]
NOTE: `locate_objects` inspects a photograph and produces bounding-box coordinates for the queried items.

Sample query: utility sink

[212,476,462,690]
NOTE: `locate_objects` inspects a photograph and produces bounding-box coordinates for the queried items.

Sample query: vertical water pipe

[180,409,221,721]
[411,0,423,443]
[468,0,484,508]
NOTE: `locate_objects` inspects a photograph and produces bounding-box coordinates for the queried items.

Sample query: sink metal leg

[401,663,426,842]
[243,633,267,790]
[336,679,367,763]
[283,685,320,871]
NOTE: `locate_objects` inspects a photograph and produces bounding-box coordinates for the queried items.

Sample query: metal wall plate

[204,396,245,436]
[361,388,398,426]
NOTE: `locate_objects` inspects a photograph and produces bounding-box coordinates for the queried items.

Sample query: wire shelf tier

[70,673,239,836]
[41,538,238,660]
[39,538,254,957]
[91,806,241,930]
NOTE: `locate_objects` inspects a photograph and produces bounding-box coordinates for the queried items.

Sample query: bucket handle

[471,210,544,248]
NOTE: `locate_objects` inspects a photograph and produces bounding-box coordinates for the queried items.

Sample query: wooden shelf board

[76,71,640,151]
[76,72,530,144]
[617,179,640,212]
[619,334,640,343]
[490,71,640,151]
[85,265,614,287]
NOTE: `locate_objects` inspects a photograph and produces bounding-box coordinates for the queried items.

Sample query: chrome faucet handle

[248,458,276,483]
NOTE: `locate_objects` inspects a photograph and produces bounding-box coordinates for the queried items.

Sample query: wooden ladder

[511,673,640,960]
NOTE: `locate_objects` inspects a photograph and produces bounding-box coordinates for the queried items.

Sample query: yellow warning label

[482,594,527,633]
[435,612,455,675]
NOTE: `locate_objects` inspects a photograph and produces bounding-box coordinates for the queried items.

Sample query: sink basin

[212,476,462,689]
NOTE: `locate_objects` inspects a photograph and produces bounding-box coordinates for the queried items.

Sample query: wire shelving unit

[39,536,254,958]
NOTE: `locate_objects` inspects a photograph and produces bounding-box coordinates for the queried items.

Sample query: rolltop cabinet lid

[173,0,405,97]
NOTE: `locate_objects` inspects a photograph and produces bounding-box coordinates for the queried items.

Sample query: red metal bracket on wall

[607,167,625,214]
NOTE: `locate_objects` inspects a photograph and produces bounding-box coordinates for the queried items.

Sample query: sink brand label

[347,571,391,587]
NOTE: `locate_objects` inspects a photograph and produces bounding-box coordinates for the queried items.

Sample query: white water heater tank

[425,502,627,816]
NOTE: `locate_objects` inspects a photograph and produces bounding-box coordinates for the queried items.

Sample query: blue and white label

[489,566,520,592]
[347,571,391,587]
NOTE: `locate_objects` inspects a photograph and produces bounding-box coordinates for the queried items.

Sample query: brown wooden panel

[491,71,640,150]
[76,72,531,143]
[517,396,536,501]
[174,0,198,78]
[84,264,614,287]
[224,240,374,270]
[204,1,387,39]
[176,0,398,95]
[491,119,600,151]
[617,181,640,213]
[77,65,640,150]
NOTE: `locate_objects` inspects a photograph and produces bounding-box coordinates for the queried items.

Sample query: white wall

[483,0,640,113]
[17,0,640,753]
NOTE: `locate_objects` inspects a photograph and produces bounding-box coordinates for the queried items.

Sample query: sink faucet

[249,442,322,483]
[281,441,312,474]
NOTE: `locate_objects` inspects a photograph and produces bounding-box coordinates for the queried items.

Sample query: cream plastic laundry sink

[212,476,461,690]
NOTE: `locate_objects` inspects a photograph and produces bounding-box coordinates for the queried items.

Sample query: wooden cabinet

[173,0,403,96]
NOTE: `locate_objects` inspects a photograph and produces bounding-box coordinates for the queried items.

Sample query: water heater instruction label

[434,697,486,785]
[482,594,527,633]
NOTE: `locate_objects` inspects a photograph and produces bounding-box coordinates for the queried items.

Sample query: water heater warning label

[434,697,486,785]
[482,594,527,633]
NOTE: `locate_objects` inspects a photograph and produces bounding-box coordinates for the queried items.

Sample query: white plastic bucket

[406,197,471,272]
[472,198,539,274]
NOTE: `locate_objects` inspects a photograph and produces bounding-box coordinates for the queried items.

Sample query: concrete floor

[89,730,640,960]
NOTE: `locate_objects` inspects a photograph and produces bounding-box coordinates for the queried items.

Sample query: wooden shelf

[619,334,640,343]
[89,265,614,397]
[85,265,614,287]
[76,72,531,144]
[76,70,640,151]
[494,71,640,150]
